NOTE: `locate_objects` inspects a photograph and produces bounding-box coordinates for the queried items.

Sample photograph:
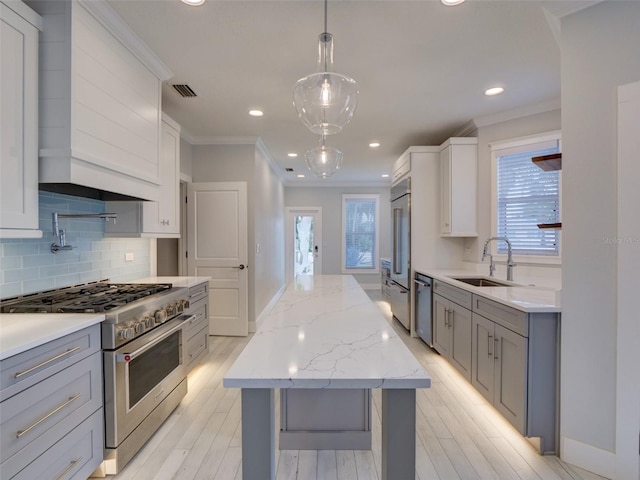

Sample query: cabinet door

[449,302,472,381]
[440,147,452,234]
[0,3,40,236]
[432,294,451,358]
[142,119,180,234]
[494,324,528,434]
[471,313,495,403]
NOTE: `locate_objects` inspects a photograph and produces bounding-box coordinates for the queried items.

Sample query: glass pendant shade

[293,32,359,135]
[305,137,343,178]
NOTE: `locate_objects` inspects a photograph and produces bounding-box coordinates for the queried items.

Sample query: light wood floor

[108,291,607,480]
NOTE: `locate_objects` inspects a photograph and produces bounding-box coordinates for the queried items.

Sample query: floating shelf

[532,153,562,171]
[537,222,562,229]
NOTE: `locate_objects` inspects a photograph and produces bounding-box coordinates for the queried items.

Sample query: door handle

[234,264,246,270]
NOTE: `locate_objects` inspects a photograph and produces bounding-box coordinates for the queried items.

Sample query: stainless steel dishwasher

[413,274,433,347]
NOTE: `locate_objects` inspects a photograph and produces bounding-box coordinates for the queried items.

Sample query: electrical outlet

[256,243,261,254]
[125,252,134,262]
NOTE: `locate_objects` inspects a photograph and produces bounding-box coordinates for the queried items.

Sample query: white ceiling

[107,0,574,186]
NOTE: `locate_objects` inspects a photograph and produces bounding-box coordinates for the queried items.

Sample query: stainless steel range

[0,282,192,474]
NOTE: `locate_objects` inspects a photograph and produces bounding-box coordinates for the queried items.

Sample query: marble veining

[223,275,431,389]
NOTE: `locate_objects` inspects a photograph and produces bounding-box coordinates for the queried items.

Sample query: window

[491,132,561,257]
[342,194,379,273]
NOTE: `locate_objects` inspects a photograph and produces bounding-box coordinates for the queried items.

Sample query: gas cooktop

[0,283,173,314]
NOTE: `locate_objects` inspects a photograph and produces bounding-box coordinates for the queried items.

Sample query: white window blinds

[343,195,379,270]
[496,143,560,256]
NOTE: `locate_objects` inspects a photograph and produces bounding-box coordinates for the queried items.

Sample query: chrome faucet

[482,236,515,281]
[51,212,117,253]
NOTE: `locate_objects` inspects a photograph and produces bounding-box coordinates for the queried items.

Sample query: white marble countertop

[415,269,561,313]
[223,275,431,390]
[0,313,104,360]
[132,276,211,288]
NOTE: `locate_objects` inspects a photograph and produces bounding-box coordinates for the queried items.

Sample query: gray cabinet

[0,324,104,479]
[184,281,209,372]
[471,294,559,453]
[432,280,473,382]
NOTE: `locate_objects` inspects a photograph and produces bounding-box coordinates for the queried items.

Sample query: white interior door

[285,207,322,285]
[187,182,248,336]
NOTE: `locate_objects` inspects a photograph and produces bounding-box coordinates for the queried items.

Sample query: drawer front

[1,325,100,401]
[188,282,208,307]
[473,295,528,337]
[0,352,102,464]
[433,280,472,309]
[183,303,208,340]
[186,326,209,370]
[1,408,104,480]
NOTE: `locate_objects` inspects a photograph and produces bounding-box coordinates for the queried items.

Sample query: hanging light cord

[324,0,328,34]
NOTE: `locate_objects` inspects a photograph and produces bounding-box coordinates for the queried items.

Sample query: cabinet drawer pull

[15,346,81,378]
[447,309,453,328]
[488,335,493,357]
[494,338,499,360]
[54,456,83,480]
[17,393,82,438]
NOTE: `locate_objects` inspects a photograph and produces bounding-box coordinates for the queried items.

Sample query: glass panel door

[294,215,315,276]
[285,208,322,284]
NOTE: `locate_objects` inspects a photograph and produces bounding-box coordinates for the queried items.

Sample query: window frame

[490,131,562,265]
[341,194,380,274]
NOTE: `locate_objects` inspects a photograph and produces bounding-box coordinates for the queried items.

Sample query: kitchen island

[223,275,431,480]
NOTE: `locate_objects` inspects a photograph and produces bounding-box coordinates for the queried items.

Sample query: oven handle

[116,319,184,363]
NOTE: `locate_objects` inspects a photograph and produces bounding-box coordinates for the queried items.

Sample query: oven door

[104,317,188,448]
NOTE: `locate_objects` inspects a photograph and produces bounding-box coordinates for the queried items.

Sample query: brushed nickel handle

[54,457,83,480]
[15,346,81,378]
[494,338,499,360]
[233,264,246,270]
[17,393,82,438]
[488,334,493,357]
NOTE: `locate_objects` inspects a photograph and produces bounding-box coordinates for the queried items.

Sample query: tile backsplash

[0,192,151,299]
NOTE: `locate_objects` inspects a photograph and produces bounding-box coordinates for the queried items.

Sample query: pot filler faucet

[51,212,117,253]
[482,236,515,281]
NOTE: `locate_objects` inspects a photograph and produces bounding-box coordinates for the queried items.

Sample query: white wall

[285,186,391,286]
[560,2,640,478]
[191,142,285,328]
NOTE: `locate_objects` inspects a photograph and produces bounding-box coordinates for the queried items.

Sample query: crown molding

[472,98,561,128]
[79,0,173,81]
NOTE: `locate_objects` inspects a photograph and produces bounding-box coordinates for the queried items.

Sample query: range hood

[38,153,160,202]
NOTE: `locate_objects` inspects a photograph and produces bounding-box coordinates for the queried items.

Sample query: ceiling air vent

[172,84,197,97]
[285,168,294,172]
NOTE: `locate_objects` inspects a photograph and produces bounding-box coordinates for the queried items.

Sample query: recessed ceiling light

[441,0,465,5]
[369,142,381,148]
[288,153,298,158]
[181,0,205,5]
[381,174,390,178]
[297,174,305,178]
[484,87,505,96]
[248,109,264,117]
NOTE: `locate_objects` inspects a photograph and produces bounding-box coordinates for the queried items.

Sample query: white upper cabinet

[440,137,478,237]
[105,115,181,238]
[392,149,411,185]
[0,1,42,238]
[30,0,173,201]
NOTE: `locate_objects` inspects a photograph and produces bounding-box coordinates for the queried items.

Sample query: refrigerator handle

[392,207,401,274]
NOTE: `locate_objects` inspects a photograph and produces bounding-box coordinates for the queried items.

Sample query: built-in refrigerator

[389,178,411,329]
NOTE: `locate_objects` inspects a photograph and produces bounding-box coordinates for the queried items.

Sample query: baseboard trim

[254,283,286,330]
[560,436,615,479]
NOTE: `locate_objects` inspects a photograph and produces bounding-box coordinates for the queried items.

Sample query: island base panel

[279,388,372,450]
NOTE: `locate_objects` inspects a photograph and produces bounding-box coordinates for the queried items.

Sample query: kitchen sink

[449,277,514,287]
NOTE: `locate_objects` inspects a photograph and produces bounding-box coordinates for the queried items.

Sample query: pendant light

[293,0,359,135]
[304,135,343,178]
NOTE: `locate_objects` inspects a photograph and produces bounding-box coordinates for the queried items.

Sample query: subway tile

[54,273,81,287]
[0,257,22,269]
[23,254,55,268]
[0,282,23,299]
[40,264,68,278]
[3,243,40,257]
[3,267,40,283]
[23,278,56,295]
